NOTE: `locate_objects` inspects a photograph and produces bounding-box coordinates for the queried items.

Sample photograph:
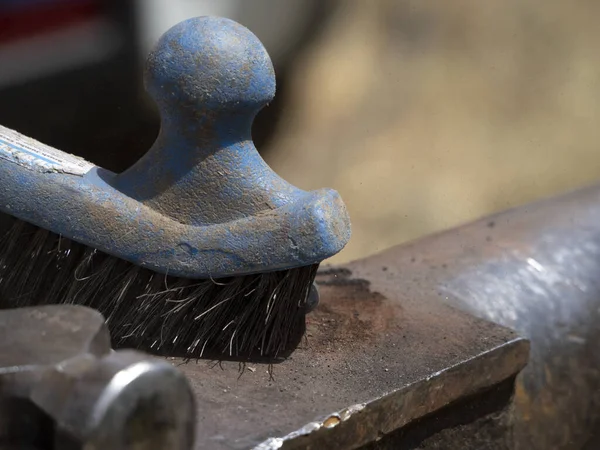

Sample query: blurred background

[1,0,599,264]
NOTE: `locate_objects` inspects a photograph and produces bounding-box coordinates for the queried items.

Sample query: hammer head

[0,305,196,449]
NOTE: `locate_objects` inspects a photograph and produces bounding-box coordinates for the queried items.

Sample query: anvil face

[177,258,527,450]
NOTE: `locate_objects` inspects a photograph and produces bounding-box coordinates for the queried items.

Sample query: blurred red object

[0,0,101,44]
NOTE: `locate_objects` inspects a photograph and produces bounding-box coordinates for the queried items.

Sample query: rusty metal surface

[175,264,528,449]
[360,182,600,449]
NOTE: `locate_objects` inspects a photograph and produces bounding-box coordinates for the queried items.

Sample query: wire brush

[0,16,350,360]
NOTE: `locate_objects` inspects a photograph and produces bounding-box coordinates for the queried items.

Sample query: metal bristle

[0,214,317,360]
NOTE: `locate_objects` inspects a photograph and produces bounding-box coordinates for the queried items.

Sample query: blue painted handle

[116,17,300,225]
[0,16,351,278]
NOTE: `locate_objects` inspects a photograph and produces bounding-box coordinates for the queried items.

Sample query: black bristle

[0,214,318,360]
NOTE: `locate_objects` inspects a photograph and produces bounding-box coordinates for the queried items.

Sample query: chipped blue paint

[0,16,351,279]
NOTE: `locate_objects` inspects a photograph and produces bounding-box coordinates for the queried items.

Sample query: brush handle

[115,16,300,226]
[0,16,351,277]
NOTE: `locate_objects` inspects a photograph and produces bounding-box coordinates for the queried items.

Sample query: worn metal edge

[254,337,529,450]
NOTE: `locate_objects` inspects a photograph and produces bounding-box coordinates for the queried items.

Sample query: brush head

[0,15,348,359]
[0,215,317,359]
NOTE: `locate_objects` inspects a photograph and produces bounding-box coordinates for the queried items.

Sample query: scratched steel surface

[434,183,600,449]
[352,182,600,449]
[174,262,528,449]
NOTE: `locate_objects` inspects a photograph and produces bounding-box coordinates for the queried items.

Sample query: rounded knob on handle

[145,16,276,121]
